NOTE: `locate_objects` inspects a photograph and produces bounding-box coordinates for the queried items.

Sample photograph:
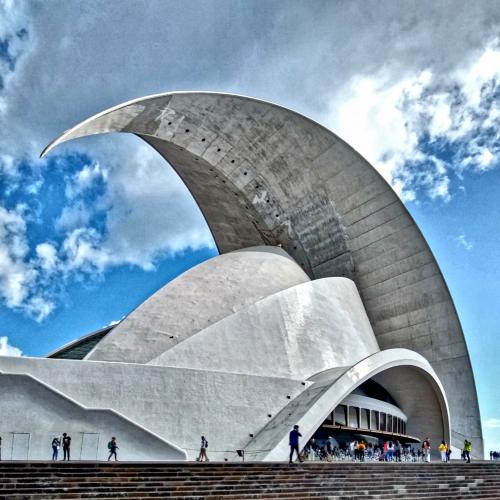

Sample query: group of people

[51,433,72,461]
[51,434,119,461]
[489,450,500,460]
[289,428,476,464]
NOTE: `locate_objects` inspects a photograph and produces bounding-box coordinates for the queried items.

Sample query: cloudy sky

[0,0,499,455]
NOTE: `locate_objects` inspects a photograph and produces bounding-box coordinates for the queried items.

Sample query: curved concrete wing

[43,91,482,455]
[86,246,309,363]
[245,349,450,462]
[150,277,380,380]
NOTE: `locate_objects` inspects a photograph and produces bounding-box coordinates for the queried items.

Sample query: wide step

[1,462,499,499]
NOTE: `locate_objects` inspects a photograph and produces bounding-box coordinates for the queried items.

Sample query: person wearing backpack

[107,436,119,461]
[463,439,472,463]
[197,436,209,462]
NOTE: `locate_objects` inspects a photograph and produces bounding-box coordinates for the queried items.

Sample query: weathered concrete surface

[245,349,450,462]
[150,277,379,379]
[87,246,310,363]
[0,371,186,461]
[43,92,482,456]
[0,356,309,462]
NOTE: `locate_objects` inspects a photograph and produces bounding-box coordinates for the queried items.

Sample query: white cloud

[35,242,58,271]
[65,161,107,199]
[483,418,500,429]
[326,39,500,202]
[456,234,474,251]
[0,335,22,356]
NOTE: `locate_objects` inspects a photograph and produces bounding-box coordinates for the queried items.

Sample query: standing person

[438,441,447,462]
[422,437,431,462]
[62,433,71,461]
[0,436,2,461]
[394,441,401,462]
[107,437,119,461]
[51,436,60,461]
[288,425,303,464]
[463,439,472,463]
[197,435,209,462]
[386,441,394,462]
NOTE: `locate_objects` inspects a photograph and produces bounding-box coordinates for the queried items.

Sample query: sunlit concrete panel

[86,246,309,363]
[150,277,380,380]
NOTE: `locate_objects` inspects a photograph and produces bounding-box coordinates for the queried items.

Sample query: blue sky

[0,0,499,456]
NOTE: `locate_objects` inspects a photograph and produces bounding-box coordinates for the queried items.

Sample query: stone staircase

[0,461,499,499]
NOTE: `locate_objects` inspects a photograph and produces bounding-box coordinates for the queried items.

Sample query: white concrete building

[0,92,482,461]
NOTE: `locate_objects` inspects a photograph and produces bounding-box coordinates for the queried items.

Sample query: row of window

[322,404,407,435]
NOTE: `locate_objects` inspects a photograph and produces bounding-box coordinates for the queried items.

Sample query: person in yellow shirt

[438,441,447,462]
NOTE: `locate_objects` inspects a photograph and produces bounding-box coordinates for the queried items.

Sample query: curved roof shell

[43,91,482,455]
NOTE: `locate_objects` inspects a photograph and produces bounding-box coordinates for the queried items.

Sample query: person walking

[51,436,60,461]
[197,436,209,462]
[288,425,303,464]
[422,437,431,462]
[107,437,119,461]
[62,433,71,461]
[463,439,472,463]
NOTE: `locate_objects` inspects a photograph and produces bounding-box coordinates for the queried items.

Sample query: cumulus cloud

[65,161,107,199]
[0,335,22,356]
[326,39,500,202]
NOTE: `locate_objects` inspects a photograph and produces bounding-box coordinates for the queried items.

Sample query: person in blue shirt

[289,425,303,463]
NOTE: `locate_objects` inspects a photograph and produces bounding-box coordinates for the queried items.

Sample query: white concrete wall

[0,372,186,461]
[0,357,308,461]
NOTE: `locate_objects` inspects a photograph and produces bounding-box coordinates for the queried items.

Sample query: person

[51,436,60,461]
[107,436,119,461]
[386,441,394,461]
[394,441,401,462]
[62,433,71,461]
[288,425,303,464]
[197,435,209,462]
[0,436,2,461]
[422,437,431,462]
[438,440,447,462]
[358,440,365,462]
[463,439,472,463]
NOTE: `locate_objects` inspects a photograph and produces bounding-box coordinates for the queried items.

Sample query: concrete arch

[42,91,482,456]
[244,349,450,462]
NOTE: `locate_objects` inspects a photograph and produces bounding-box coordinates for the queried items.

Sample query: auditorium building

[0,92,483,461]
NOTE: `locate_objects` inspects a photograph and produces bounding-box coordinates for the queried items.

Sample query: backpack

[108,441,112,450]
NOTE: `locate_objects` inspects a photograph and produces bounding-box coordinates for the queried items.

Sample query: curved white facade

[0,91,481,461]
